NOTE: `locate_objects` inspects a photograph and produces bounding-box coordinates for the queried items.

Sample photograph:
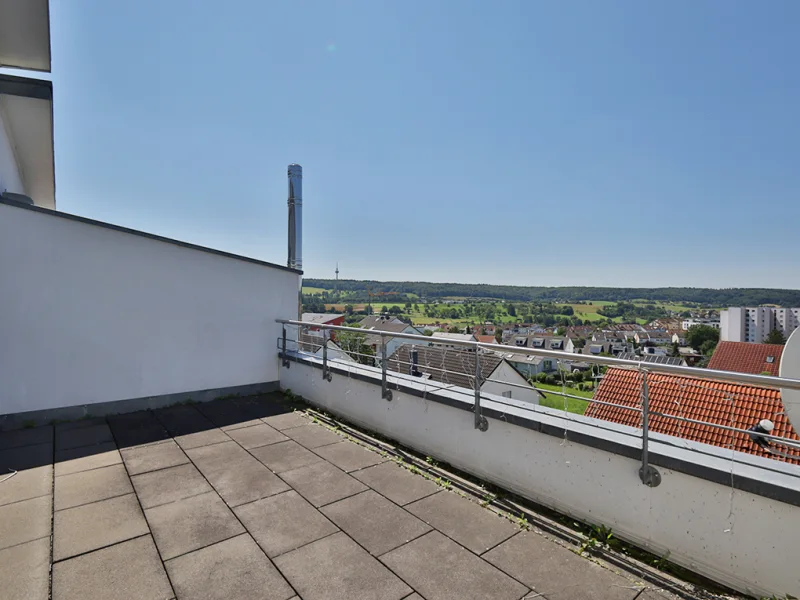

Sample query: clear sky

[24,1,800,287]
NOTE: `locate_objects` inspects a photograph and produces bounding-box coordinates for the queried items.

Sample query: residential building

[720,306,800,342]
[507,334,573,353]
[616,352,686,367]
[360,315,406,328]
[430,331,477,348]
[708,341,784,376]
[682,318,720,331]
[302,313,345,327]
[503,353,557,378]
[475,334,498,345]
[386,345,541,405]
[358,316,423,361]
[586,368,799,465]
[634,331,672,345]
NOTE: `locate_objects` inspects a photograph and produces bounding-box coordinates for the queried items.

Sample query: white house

[359,316,424,362]
[720,307,800,343]
[387,346,541,405]
[431,331,477,349]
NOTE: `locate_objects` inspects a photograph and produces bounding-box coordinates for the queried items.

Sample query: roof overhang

[0,75,55,208]
[0,0,51,72]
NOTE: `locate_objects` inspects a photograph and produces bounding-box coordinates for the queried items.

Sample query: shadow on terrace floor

[0,392,731,600]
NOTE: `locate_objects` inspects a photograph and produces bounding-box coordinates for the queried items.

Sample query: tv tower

[335,263,339,293]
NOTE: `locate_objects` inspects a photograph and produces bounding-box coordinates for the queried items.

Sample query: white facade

[481,360,541,405]
[681,318,720,331]
[0,202,300,415]
[720,307,798,343]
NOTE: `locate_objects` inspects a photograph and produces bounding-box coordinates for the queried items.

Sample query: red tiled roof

[585,368,800,464]
[708,341,784,376]
[475,335,497,344]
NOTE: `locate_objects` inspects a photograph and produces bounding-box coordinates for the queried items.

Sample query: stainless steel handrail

[276,319,800,391]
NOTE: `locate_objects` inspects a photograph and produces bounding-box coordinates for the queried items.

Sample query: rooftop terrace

[3,392,714,600]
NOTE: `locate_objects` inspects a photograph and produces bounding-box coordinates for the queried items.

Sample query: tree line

[303,279,800,306]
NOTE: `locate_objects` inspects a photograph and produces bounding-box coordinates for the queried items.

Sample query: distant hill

[303,279,800,307]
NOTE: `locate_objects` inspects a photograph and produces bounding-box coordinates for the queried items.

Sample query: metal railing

[276,319,800,485]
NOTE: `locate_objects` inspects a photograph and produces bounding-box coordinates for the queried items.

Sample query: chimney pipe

[287,164,303,271]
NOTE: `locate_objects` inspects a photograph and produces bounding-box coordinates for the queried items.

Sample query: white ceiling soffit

[0,0,52,72]
[0,75,54,209]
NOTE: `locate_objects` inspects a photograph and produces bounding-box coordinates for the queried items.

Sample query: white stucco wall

[0,202,300,415]
[481,361,539,405]
[0,107,24,196]
[280,357,799,599]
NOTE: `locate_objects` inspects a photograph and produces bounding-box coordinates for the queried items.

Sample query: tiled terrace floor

[1,393,699,600]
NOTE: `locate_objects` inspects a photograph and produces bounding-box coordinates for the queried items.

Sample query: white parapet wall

[0,200,300,417]
[280,354,800,599]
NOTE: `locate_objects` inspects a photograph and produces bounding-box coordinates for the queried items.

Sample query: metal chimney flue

[287,164,303,271]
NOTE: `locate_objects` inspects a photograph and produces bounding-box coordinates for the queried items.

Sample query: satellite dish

[779,328,800,431]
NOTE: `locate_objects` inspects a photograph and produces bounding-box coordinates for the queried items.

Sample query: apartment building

[720,306,800,342]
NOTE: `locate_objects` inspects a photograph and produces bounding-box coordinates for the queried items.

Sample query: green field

[302,286,330,294]
[532,382,593,415]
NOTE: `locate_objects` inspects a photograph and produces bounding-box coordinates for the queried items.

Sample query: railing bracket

[281,326,290,368]
[476,415,489,432]
[639,464,661,487]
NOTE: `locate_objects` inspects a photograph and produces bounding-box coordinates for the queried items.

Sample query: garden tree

[423,330,433,336]
[670,341,680,357]
[560,305,574,316]
[413,303,419,312]
[765,329,787,345]
[336,330,375,365]
[494,329,503,342]
[506,303,517,317]
[556,326,566,336]
[388,305,403,315]
[686,325,720,354]
[465,325,472,334]
[448,325,462,334]
[344,304,354,315]
[405,301,412,312]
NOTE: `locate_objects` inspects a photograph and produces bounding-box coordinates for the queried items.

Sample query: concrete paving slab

[131,462,212,509]
[406,491,518,554]
[197,396,283,429]
[274,531,411,600]
[234,490,338,558]
[55,442,121,477]
[283,423,343,449]
[165,533,295,600]
[53,493,148,561]
[52,534,173,600]
[351,461,441,506]
[483,531,643,600]
[0,441,52,471]
[312,440,387,472]
[226,423,289,449]
[250,439,324,473]
[145,491,245,560]
[322,490,431,556]
[120,439,188,475]
[55,423,113,451]
[279,460,367,507]
[0,494,51,550]
[0,463,52,507]
[107,411,170,448]
[187,441,289,507]
[0,425,52,451]
[381,531,529,600]
[54,463,133,511]
[0,537,51,600]
[175,428,230,450]
[153,404,215,436]
[262,411,309,431]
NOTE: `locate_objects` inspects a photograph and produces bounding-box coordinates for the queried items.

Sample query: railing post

[639,369,661,487]
[281,325,290,368]
[321,335,332,382]
[474,350,488,431]
[381,334,392,401]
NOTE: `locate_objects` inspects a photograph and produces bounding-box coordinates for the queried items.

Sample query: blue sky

[24,1,800,287]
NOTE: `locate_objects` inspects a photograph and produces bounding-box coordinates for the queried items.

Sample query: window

[766,356,775,363]
[502,390,512,398]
